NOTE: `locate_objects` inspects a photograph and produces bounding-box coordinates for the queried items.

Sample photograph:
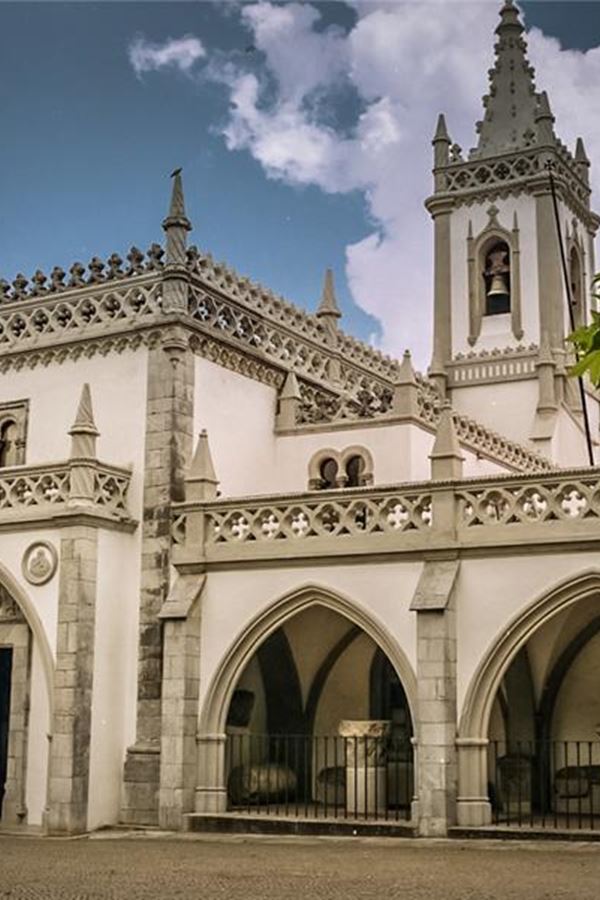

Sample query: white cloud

[134,3,599,370]
[129,35,205,76]
[207,1,600,368]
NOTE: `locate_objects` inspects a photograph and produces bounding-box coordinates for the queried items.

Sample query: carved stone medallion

[22,540,58,586]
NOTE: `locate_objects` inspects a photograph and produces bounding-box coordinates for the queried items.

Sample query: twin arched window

[309,447,373,490]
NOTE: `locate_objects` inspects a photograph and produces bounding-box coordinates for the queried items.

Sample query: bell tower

[425,0,599,461]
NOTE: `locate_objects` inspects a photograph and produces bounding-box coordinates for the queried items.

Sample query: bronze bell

[487,273,509,298]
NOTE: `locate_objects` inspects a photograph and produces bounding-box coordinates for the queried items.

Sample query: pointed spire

[473,0,539,158]
[575,137,590,165]
[392,350,419,417]
[316,269,341,320]
[433,113,450,144]
[432,113,451,172]
[277,371,302,430]
[69,383,99,460]
[430,401,464,480]
[575,137,591,184]
[280,370,301,401]
[186,430,219,501]
[162,168,192,267]
[535,90,556,145]
[162,169,192,312]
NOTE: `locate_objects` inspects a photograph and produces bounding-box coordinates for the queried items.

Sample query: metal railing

[489,740,600,830]
[226,733,413,822]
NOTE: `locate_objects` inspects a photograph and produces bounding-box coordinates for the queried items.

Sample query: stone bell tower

[425,0,599,461]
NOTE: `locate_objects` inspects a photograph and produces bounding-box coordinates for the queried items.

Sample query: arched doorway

[458,571,600,830]
[196,585,416,822]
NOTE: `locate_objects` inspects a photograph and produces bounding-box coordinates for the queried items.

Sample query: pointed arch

[459,569,600,741]
[198,583,417,737]
[0,562,54,720]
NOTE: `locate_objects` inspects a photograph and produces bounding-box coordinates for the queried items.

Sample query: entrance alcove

[221,602,414,820]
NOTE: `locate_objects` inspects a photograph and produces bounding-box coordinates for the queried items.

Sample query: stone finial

[316,268,341,320]
[69,383,99,459]
[162,168,192,257]
[186,430,219,501]
[497,0,522,32]
[432,114,451,170]
[575,137,590,184]
[392,350,419,417]
[535,90,556,145]
[472,0,539,159]
[277,370,302,429]
[162,169,192,312]
[316,268,341,348]
[430,401,464,480]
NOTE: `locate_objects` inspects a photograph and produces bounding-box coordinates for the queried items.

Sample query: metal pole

[545,160,594,465]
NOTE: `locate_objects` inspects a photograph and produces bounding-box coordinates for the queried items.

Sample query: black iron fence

[489,740,600,830]
[226,733,413,821]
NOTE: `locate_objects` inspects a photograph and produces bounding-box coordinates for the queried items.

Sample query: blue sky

[1,1,599,364]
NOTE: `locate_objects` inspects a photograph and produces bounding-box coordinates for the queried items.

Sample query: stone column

[157,576,202,831]
[456,738,492,826]
[46,526,98,834]
[122,327,194,825]
[195,733,228,813]
[338,720,390,817]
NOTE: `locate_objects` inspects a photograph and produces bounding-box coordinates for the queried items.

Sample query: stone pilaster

[122,327,194,825]
[157,576,203,830]
[46,526,98,834]
[535,187,565,349]
[411,559,459,837]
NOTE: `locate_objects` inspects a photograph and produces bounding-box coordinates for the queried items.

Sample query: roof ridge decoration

[0,245,164,302]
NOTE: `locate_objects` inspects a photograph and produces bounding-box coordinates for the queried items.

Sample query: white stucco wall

[450,379,539,450]
[25,641,51,825]
[194,357,278,497]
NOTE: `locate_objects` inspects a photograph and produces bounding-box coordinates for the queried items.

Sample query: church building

[0,0,599,838]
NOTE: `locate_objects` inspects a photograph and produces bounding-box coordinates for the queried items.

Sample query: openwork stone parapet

[0,459,134,529]
[171,466,600,565]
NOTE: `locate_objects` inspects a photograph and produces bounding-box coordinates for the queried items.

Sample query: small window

[569,247,584,326]
[345,455,364,488]
[319,457,338,490]
[0,421,19,468]
[0,401,28,468]
[308,446,373,491]
[483,240,511,316]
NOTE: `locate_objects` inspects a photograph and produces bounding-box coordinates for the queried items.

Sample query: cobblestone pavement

[1,833,600,899]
